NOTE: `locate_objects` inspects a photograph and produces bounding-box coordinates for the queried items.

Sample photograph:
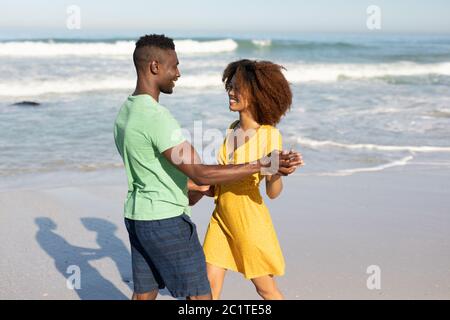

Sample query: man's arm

[162,141,301,186]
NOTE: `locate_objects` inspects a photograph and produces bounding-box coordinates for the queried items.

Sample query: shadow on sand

[35,217,173,300]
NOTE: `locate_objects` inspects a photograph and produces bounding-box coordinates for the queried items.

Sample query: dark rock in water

[11,101,41,106]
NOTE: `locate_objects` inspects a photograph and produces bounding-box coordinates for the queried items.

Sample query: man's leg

[251,275,284,300]
[186,293,212,300]
[132,289,158,300]
[125,218,163,301]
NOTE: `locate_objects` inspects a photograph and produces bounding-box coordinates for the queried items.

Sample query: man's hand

[259,150,304,176]
[276,150,304,176]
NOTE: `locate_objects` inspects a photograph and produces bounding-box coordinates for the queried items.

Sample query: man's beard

[161,87,173,94]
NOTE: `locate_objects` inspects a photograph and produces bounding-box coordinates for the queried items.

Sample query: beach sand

[0,165,449,300]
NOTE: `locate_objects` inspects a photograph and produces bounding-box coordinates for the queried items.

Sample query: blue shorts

[125,214,211,298]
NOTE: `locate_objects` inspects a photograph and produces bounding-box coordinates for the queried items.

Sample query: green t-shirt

[113,94,190,220]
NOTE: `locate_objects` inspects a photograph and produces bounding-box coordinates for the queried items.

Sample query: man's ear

[150,61,159,75]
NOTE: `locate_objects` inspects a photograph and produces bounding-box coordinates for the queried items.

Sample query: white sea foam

[0,73,225,97]
[317,155,414,176]
[0,79,135,96]
[176,73,222,88]
[284,62,450,83]
[252,40,272,47]
[409,161,450,167]
[175,39,238,54]
[0,39,238,57]
[2,60,450,96]
[297,137,450,153]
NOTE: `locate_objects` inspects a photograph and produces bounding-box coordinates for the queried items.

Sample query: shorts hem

[133,284,162,294]
[168,287,211,298]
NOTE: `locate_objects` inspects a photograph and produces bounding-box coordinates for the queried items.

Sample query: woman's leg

[206,263,227,300]
[251,275,284,300]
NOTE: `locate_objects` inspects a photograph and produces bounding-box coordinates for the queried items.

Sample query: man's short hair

[133,34,175,71]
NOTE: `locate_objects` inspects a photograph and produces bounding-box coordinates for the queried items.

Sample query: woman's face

[227,75,248,112]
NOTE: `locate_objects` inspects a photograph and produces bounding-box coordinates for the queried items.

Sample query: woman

[202,59,303,299]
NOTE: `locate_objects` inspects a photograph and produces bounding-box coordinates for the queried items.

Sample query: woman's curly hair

[223,59,292,126]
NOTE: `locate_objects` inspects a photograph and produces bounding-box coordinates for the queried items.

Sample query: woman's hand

[276,150,304,176]
[194,184,215,197]
[259,149,304,176]
[187,180,215,205]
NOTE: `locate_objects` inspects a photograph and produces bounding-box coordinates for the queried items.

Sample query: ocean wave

[176,39,238,53]
[240,39,365,50]
[2,61,450,96]
[251,40,272,47]
[0,74,225,96]
[0,38,368,56]
[297,137,450,153]
[316,155,413,176]
[281,41,365,50]
[427,109,450,118]
[0,161,124,177]
[0,39,238,57]
[0,79,135,96]
[409,161,450,167]
[285,62,450,83]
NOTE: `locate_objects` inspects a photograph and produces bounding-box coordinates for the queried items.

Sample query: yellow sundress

[203,120,285,279]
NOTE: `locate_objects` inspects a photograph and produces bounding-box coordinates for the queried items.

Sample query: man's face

[158,49,180,94]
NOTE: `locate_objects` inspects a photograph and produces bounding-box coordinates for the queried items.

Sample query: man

[114,34,302,300]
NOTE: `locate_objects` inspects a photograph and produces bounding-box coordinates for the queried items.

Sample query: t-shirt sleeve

[149,111,186,153]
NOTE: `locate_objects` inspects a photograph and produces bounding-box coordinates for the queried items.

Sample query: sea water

[1,33,449,181]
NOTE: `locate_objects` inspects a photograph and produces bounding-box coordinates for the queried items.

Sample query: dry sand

[0,164,449,299]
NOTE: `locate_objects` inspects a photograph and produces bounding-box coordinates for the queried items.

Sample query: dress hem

[206,259,285,280]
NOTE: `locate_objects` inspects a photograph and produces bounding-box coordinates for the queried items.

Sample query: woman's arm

[188,179,210,192]
[265,149,304,199]
[265,174,283,199]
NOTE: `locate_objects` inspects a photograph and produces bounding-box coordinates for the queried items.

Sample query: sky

[1,0,449,37]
